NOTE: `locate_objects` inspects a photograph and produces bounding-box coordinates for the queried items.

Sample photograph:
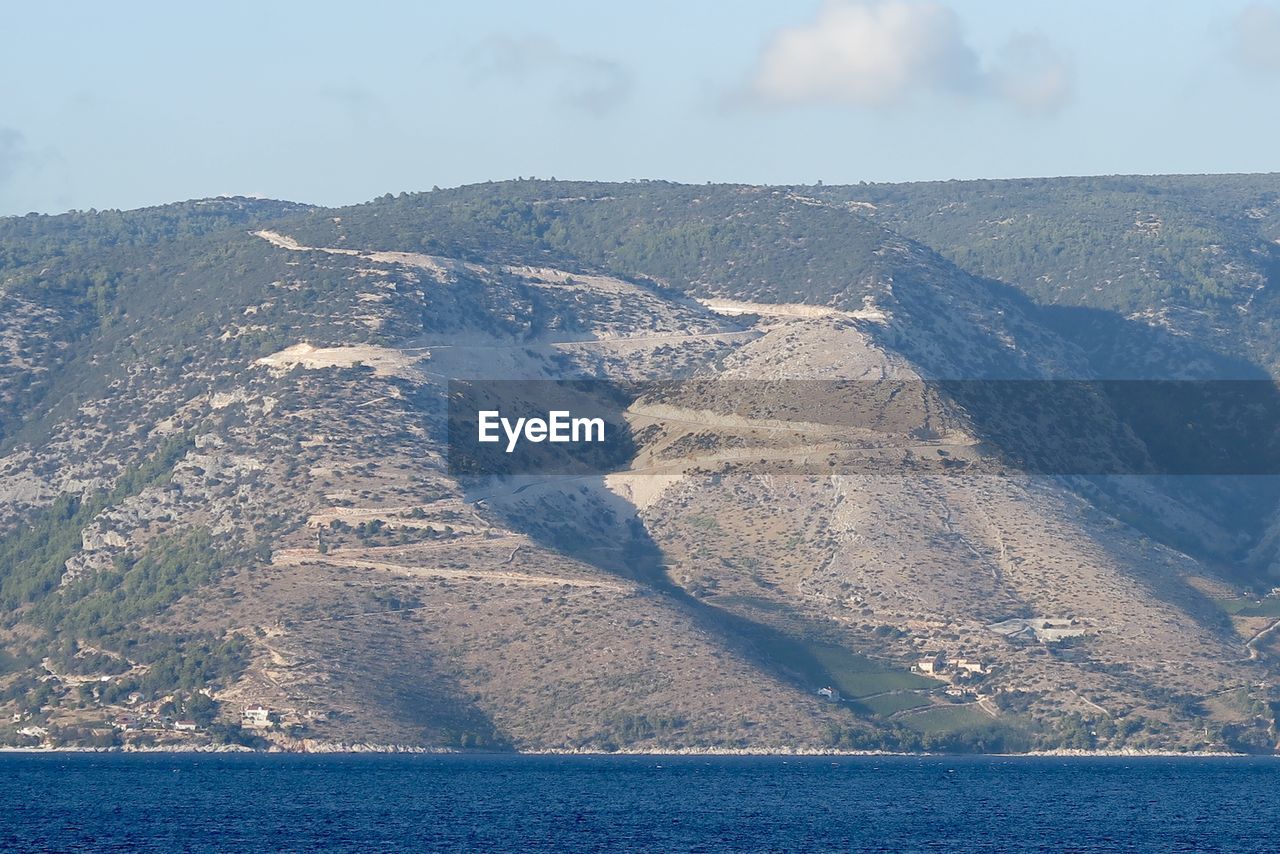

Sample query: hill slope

[2,178,1280,754]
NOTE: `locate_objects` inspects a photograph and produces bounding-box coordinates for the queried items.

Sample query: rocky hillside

[2,178,1280,754]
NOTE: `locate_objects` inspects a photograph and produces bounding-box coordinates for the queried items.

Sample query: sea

[1,753,1278,852]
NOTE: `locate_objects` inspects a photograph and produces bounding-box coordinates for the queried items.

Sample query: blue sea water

[1,753,1278,852]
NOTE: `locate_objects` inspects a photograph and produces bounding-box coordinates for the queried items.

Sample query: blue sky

[3,0,1279,215]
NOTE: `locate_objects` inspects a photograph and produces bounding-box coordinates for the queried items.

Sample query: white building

[948,658,986,675]
[916,654,944,675]
[242,706,272,728]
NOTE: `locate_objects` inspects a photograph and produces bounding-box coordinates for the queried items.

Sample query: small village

[7,698,329,750]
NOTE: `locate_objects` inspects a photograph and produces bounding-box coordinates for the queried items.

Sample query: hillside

[2,177,1280,754]
[815,175,1280,374]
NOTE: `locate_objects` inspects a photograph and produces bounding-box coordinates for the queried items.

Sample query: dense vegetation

[0,434,193,612]
[32,527,231,639]
[284,181,927,306]
[817,175,1280,368]
[0,200,300,422]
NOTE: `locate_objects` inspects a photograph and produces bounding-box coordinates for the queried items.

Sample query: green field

[750,636,940,700]
[1218,596,1280,618]
[853,691,936,717]
[898,703,995,733]
[808,644,940,699]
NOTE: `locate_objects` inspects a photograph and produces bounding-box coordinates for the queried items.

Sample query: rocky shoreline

[0,744,1254,758]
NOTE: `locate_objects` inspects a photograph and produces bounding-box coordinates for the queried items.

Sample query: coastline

[0,744,1253,758]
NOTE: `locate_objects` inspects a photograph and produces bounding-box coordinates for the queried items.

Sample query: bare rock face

[83,529,128,550]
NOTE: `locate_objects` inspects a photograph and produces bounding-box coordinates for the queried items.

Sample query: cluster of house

[242,705,327,729]
[986,616,1086,644]
[10,702,330,744]
[913,653,986,678]
[111,713,198,733]
[58,704,331,738]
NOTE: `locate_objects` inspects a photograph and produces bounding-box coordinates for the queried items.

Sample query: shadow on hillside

[942,293,1280,634]
[1038,302,1280,586]
[460,472,908,745]
[928,273,1280,587]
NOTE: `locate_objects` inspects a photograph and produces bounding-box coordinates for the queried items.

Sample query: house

[242,706,272,728]
[113,715,141,731]
[17,725,48,739]
[915,654,944,675]
[174,720,198,732]
[948,658,986,675]
[817,686,842,702]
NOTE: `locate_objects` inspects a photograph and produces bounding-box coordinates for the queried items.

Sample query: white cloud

[748,0,1072,114]
[751,1,979,107]
[1230,3,1280,73]
[471,36,632,116]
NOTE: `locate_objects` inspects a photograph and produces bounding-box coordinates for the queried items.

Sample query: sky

[3,0,1280,215]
